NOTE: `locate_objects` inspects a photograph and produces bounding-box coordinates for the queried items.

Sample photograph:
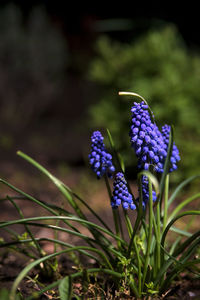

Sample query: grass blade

[160,257,200,293]
[59,276,72,300]
[17,151,84,218]
[6,196,44,258]
[0,237,101,264]
[0,179,82,234]
[161,210,200,265]
[168,225,192,237]
[172,230,200,258]
[168,175,200,207]
[16,151,113,251]
[65,188,113,232]
[0,216,126,248]
[169,193,200,221]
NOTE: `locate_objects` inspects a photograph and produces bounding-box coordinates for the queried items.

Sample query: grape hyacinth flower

[138,175,157,208]
[89,131,115,179]
[161,124,181,172]
[111,172,136,210]
[129,101,180,173]
[130,102,180,208]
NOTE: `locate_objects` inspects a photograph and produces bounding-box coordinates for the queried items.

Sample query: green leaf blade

[59,276,73,300]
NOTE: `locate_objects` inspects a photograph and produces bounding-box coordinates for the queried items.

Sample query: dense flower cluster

[129,101,180,173]
[88,131,115,179]
[138,176,157,208]
[129,102,167,172]
[161,125,181,172]
[111,172,136,210]
[130,102,180,208]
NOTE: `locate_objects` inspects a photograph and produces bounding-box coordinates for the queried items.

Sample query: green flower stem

[133,237,142,296]
[163,174,169,232]
[127,211,142,256]
[158,127,173,210]
[156,202,161,273]
[104,175,122,248]
[106,129,135,240]
[127,176,144,256]
[123,208,133,238]
[152,210,161,281]
[106,128,136,204]
[142,180,153,289]
[106,128,125,173]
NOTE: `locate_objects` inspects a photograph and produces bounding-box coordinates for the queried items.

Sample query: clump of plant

[88,25,200,183]
[0,92,199,299]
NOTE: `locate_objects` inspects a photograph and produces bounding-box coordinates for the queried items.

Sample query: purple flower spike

[138,175,157,209]
[111,172,136,210]
[129,102,180,174]
[129,101,167,172]
[130,102,180,208]
[161,125,181,172]
[89,131,115,179]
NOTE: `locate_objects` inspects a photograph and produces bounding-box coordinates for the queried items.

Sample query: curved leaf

[168,175,200,207]
[118,91,155,122]
[161,210,200,264]
[169,193,200,221]
[59,276,72,300]
[0,237,101,264]
[0,215,125,246]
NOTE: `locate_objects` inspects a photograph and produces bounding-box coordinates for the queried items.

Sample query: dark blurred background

[0,1,200,186]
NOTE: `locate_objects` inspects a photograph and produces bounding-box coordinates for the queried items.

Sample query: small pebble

[188,291,196,297]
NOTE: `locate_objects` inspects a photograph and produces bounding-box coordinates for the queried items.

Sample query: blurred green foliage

[88,24,200,183]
